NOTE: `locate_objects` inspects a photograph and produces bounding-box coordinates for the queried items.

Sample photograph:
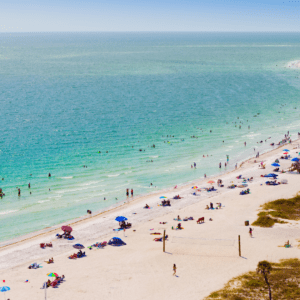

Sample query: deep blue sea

[1,32,300,242]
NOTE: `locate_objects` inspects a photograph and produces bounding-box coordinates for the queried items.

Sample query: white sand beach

[287,60,300,69]
[1,140,300,299]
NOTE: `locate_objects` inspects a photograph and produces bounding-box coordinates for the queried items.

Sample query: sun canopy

[115,216,128,222]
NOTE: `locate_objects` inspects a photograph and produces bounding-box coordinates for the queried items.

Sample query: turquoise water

[1,32,300,242]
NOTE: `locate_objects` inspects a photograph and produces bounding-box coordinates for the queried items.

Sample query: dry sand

[287,60,300,69]
[1,141,300,299]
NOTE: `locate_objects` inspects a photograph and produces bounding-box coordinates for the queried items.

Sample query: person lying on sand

[45,258,54,264]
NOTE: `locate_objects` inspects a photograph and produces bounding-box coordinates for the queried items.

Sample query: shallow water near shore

[1,32,300,243]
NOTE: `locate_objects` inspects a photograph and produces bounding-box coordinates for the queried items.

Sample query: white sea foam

[61,176,73,179]
[38,200,50,204]
[79,180,102,186]
[0,210,18,215]
[107,174,120,177]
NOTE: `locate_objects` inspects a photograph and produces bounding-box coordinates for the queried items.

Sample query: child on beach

[249,227,253,237]
[173,264,177,276]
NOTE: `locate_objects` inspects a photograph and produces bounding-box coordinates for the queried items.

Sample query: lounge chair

[154,235,168,242]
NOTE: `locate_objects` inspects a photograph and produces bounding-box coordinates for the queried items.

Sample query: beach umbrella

[73,244,85,249]
[283,149,290,152]
[191,186,198,189]
[291,157,299,162]
[115,216,128,222]
[268,173,278,177]
[271,163,280,167]
[283,152,288,155]
[47,273,58,277]
[61,225,72,232]
[0,286,10,300]
[207,180,215,184]
[159,196,167,199]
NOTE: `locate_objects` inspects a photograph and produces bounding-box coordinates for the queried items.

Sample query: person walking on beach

[173,264,177,276]
[249,227,253,237]
[131,189,133,197]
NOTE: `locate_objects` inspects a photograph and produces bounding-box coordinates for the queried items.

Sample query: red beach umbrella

[61,225,72,232]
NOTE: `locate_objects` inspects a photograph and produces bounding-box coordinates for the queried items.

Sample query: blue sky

[0,0,299,32]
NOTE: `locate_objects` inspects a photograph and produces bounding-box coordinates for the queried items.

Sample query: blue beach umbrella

[159,196,167,199]
[0,286,10,300]
[283,149,290,152]
[291,157,299,162]
[271,163,280,167]
[115,216,127,222]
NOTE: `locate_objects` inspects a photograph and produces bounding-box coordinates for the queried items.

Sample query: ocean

[1,32,300,243]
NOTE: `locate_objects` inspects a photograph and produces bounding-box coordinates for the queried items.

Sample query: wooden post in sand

[238,235,241,257]
[163,230,166,252]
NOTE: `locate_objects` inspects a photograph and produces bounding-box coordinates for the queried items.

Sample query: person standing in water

[126,189,129,197]
[194,162,196,168]
[131,189,133,197]
[18,188,21,196]
[48,173,51,178]
[28,183,31,188]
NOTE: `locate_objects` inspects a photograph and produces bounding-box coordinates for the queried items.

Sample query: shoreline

[1,136,300,299]
[1,136,298,250]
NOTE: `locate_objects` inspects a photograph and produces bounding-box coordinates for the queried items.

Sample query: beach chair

[154,235,168,242]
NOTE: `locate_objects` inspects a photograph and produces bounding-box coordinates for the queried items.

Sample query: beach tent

[73,244,85,249]
[108,237,126,246]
